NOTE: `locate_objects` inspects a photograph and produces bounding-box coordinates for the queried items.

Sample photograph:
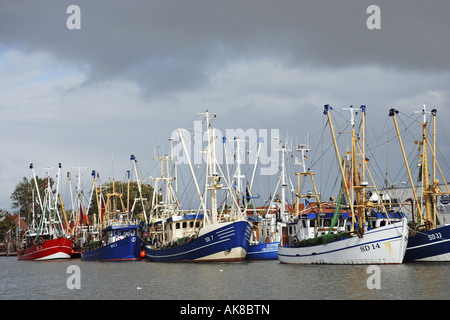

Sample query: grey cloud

[1,0,449,97]
[1,0,450,210]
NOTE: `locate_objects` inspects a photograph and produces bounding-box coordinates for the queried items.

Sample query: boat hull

[145,220,252,262]
[278,219,408,264]
[246,242,280,260]
[18,237,73,261]
[404,224,450,262]
[81,235,143,261]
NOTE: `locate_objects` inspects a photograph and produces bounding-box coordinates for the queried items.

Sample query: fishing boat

[81,218,143,261]
[146,215,252,262]
[145,111,252,262]
[64,167,92,257]
[389,106,450,262]
[217,135,280,260]
[18,164,73,261]
[81,167,144,261]
[278,105,409,264]
[247,141,315,259]
[246,240,280,260]
[246,213,280,260]
[246,141,285,260]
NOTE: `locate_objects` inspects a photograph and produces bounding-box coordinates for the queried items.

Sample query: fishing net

[294,232,351,248]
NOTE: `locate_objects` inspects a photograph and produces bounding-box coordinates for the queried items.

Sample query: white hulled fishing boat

[278,105,409,264]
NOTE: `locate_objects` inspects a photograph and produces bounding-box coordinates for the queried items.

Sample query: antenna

[343,105,356,127]
[414,104,431,123]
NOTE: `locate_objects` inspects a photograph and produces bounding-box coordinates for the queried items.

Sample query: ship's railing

[102,216,140,228]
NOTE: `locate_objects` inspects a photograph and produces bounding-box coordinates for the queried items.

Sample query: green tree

[0,209,15,241]
[10,176,54,225]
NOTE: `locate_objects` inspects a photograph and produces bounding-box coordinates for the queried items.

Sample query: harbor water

[1,256,449,300]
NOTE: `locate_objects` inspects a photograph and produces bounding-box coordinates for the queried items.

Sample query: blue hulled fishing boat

[81,170,145,261]
[146,215,251,262]
[246,241,279,260]
[390,106,450,262]
[404,225,450,261]
[82,221,143,261]
[145,111,252,262]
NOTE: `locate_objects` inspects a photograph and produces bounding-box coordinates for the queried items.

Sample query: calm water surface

[0,256,448,300]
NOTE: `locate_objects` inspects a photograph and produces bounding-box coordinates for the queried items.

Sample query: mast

[87,170,96,226]
[324,105,357,232]
[67,172,76,227]
[41,164,65,237]
[127,170,130,215]
[294,136,321,217]
[246,137,263,212]
[177,128,209,220]
[415,105,433,228]
[360,106,367,225]
[169,137,178,197]
[54,163,65,236]
[93,170,103,235]
[233,137,245,209]
[343,106,365,230]
[131,154,148,224]
[30,164,44,217]
[31,183,36,229]
[389,108,423,224]
[200,110,219,224]
[280,145,287,222]
[360,106,366,185]
[432,108,437,227]
[274,138,296,223]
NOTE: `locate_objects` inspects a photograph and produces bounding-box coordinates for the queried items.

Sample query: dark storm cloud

[1,0,449,96]
[1,0,450,211]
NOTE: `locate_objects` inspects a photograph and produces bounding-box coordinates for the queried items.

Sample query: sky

[1,0,450,212]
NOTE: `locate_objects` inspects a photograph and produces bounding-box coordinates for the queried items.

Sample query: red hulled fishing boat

[18,163,72,261]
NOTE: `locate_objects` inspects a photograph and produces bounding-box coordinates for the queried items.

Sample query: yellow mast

[389,108,423,225]
[351,124,363,229]
[360,106,366,227]
[324,105,356,232]
[58,193,70,235]
[432,109,437,227]
[419,107,433,228]
[105,179,126,222]
[352,117,364,230]
[295,171,322,215]
[426,109,450,227]
[343,105,365,231]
